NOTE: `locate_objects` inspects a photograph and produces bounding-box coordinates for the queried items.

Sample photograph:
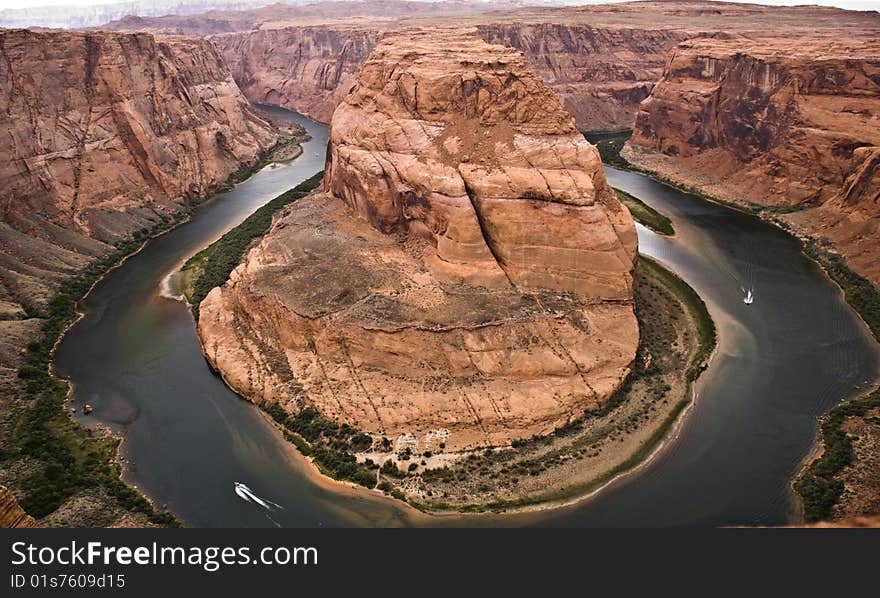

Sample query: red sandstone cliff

[212,22,690,131]
[205,2,879,131]
[0,29,280,525]
[215,26,379,124]
[788,145,880,287]
[0,29,278,317]
[474,23,688,131]
[0,485,37,528]
[198,30,638,452]
[623,38,880,284]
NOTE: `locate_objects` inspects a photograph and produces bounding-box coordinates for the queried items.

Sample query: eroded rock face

[0,29,278,315]
[0,485,37,528]
[787,145,880,286]
[474,23,687,131]
[623,38,880,284]
[209,2,880,131]
[214,22,687,131]
[0,31,280,518]
[626,39,880,208]
[216,26,379,124]
[325,30,637,298]
[198,31,638,451]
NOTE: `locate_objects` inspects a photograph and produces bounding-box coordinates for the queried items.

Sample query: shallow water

[55,111,880,527]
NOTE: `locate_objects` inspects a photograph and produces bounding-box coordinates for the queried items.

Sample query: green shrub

[187,172,324,317]
[613,188,674,236]
[582,130,632,168]
[795,389,880,522]
[804,240,880,343]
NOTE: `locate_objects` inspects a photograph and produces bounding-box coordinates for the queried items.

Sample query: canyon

[210,19,687,130]
[197,30,639,454]
[215,25,379,124]
[0,29,279,321]
[108,2,875,133]
[0,28,279,349]
[0,28,284,526]
[623,37,880,285]
[0,0,878,526]
[622,34,880,524]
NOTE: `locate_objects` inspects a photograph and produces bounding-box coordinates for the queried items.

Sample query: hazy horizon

[1,0,878,13]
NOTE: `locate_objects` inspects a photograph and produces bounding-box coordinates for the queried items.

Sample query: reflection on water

[55,112,880,527]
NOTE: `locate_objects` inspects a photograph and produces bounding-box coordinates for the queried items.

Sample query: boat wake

[234,482,284,527]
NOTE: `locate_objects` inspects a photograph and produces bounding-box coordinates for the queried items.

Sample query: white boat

[743,289,754,305]
[233,482,253,504]
[233,482,282,511]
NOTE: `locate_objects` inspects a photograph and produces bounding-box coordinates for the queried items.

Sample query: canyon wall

[0,29,280,525]
[198,31,638,451]
[623,38,880,284]
[213,23,689,130]
[215,26,379,124]
[474,23,688,131]
[0,29,278,319]
[204,2,880,132]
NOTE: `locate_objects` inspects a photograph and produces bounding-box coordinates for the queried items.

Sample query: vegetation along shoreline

[179,167,717,514]
[585,129,880,524]
[5,127,308,527]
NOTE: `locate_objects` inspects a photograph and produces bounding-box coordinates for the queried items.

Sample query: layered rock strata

[106,2,880,132]
[0,29,279,521]
[473,22,687,131]
[215,26,379,124]
[623,38,880,284]
[198,31,638,451]
[787,145,880,286]
[0,485,37,528]
[213,22,690,131]
[0,29,278,319]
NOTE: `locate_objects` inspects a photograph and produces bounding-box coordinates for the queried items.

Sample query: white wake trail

[233,482,284,511]
[234,485,253,504]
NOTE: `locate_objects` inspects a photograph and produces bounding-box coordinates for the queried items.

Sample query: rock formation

[473,23,687,131]
[323,30,637,298]
[0,29,278,318]
[213,22,688,131]
[0,485,37,528]
[198,31,639,451]
[216,26,379,124]
[787,145,880,286]
[623,38,880,284]
[202,2,880,131]
[0,29,280,521]
[626,39,880,208]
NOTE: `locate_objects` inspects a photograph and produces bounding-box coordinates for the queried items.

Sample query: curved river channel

[55,107,879,527]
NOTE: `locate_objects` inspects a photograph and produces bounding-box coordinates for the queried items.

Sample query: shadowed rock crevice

[459,174,514,288]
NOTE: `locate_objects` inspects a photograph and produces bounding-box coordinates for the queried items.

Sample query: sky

[1,0,878,11]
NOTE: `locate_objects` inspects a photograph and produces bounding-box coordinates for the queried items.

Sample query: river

[55,107,880,527]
